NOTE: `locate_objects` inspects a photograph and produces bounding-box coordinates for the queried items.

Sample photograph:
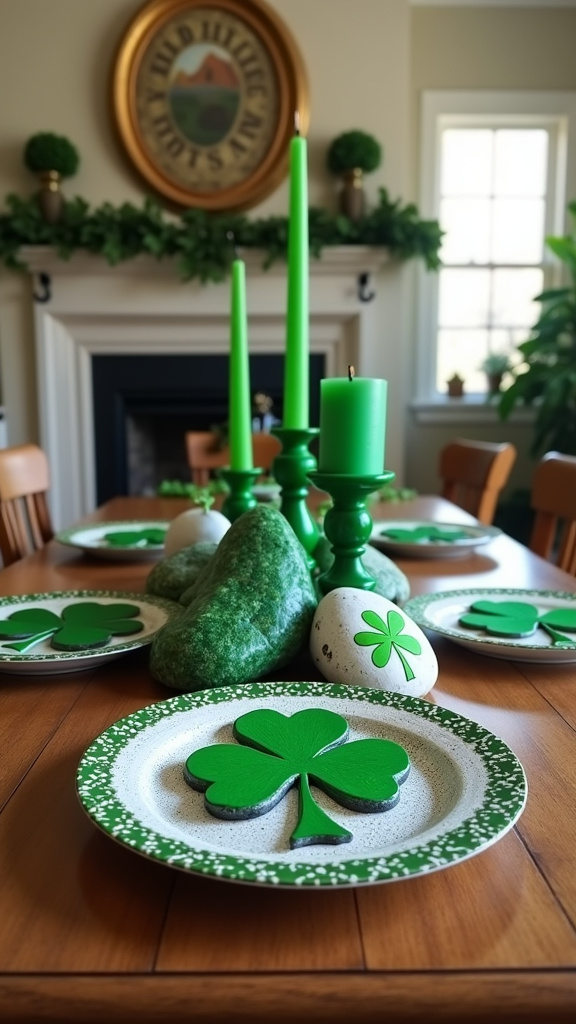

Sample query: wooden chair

[0,443,54,566]
[529,451,576,573]
[439,438,517,525]
[184,432,229,486]
[185,431,281,486]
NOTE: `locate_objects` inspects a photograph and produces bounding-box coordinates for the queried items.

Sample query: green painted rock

[313,534,410,605]
[149,505,318,691]
[145,542,218,602]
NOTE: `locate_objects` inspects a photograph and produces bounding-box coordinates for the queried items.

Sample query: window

[417,92,576,401]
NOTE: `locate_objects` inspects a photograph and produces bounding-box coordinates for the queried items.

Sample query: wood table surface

[1,494,576,1023]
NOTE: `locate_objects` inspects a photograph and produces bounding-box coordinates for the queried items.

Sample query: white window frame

[414,91,576,416]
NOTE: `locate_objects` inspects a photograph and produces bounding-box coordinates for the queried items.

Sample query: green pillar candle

[283,128,309,430]
[318,374,387,475]
[229,258,253,472]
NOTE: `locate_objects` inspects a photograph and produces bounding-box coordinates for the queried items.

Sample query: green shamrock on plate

[0,602,144,653]
[459,600,576,646]
[354,609,422,681]
[103,528,166,548]
[381,525,469,544]
[184,707,410,849]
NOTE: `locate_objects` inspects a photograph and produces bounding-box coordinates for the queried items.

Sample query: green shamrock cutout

[0,602,144,653]
[103,528,166,548]
[459,600,576,646]
[381,525,469,544]
[354,609,422,681]
[184,708,410,849]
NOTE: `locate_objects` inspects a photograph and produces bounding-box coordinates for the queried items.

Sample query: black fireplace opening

[92,353,324,503]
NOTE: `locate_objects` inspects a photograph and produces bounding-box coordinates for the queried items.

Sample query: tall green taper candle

[318,370,387,475]
[229,258,253,471]
[283,119,309,429]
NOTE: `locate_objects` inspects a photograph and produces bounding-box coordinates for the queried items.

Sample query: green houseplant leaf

[498,199,576,456]
[184,707,410,848]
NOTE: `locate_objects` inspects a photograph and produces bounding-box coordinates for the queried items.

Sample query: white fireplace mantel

[24,246,393,530]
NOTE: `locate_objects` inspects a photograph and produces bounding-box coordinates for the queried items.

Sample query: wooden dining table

[1,493,576,1022]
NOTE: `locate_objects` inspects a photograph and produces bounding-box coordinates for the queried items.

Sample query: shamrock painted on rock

[354,609,422,681]
[381,525,469,544]
[184,707,410,849]
[0,602,144,653]
[459,600,576,646]
[103,528,166,548]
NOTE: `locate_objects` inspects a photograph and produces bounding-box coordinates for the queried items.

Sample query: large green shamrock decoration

[354,609,422,681]
[184,708,410,849]
[0,602,144,653]
[381,525,469,544]
[459,600,576,646]
[103,528,166,548]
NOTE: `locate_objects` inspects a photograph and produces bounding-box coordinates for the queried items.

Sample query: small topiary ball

[326,130,382,176]
[23,132,80,178]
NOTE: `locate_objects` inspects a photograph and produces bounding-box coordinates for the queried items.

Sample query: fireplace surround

[24,246,391,530]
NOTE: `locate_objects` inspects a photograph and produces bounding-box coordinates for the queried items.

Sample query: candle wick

[294,110,300,136]
[348,365,355,381]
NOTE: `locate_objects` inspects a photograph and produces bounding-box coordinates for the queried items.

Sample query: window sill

[410,396,535,426]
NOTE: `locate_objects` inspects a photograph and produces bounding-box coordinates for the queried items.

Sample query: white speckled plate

[404,588,576,663]
[55,520,169,560]
[76,681,526,888]
[370,521,501,558]
[0,590,181,675]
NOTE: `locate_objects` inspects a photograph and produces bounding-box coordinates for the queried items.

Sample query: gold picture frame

[112,0,309,211]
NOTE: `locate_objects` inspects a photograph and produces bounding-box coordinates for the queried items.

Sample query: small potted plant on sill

[480,352,511,396]
[326,129,382,221]
[23,131,80,224]
[447,372,465,398]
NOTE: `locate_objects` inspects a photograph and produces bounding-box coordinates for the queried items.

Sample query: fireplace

[92,352,323,501]
[25,246,392,530]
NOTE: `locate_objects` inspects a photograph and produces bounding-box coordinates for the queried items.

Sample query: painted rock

[310,587,437,698]
[164,508,230,556]
[150,504,318,691]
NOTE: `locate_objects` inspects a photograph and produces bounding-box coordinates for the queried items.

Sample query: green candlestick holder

[220,467,262,523]
[307,470,395,594]
[271,426,321,568]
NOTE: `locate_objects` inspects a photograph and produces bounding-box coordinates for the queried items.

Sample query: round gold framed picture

[112,0,309,211]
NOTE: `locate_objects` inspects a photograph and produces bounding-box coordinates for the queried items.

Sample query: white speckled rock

[310,587,438,698]
[164,508,230,557]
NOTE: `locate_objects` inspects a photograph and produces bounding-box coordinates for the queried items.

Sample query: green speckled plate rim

[370,520,501,551]
[76,680,527,889]
[55,520,170,551]
[404,587,576,653]
[0,590,181,665]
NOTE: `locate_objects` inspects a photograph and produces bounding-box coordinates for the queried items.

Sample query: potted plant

[498,199,576,456]
[23,131,80,223]
[480,352,511,395]
[326,129,382,221]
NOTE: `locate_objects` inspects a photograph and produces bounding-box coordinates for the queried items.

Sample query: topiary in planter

[326,130,382,221]
[23,132,80,177]
[23,132,80,224]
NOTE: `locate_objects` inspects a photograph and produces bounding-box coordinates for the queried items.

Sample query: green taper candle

[283,123,309,430]
[318,370,387,474]
[229,258,253,471]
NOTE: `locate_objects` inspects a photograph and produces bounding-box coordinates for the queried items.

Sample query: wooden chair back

[0,444,54,566]
[529,451,576,573]
[185,431,282,486]
[439,438,517,525]
[184,432,229,486]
